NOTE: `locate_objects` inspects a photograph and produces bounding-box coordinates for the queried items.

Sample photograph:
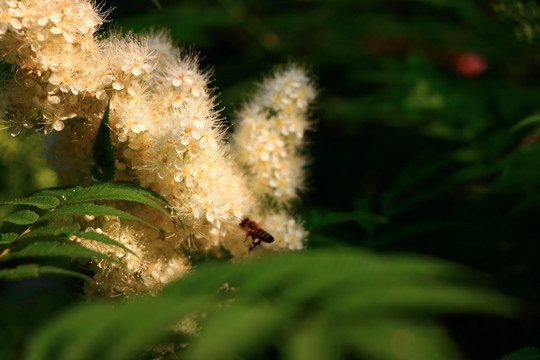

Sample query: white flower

[261,211,307,251]
[121,55,154,76]
[50,22,74,43]
[0,7,22,34]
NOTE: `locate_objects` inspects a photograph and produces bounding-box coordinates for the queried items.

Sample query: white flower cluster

[231,66,316,204]
[0,0,316,296]
[76,207,189,296]
[259,211,308,251]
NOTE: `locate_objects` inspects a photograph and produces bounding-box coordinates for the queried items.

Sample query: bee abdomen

[254,229,274,243]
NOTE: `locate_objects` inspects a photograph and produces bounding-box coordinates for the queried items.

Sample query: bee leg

[248,238,261,253]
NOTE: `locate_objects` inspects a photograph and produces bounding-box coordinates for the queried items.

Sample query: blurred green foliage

[20,249,516,360]
[2,0,540,359]
[0,132,57,217]
[494,0,540,42]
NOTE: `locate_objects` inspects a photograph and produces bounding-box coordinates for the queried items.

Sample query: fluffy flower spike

[231,64,317,206]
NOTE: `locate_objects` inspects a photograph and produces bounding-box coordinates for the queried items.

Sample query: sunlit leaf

[0,241,119,264]
[0,195,60,209]
[0,232,18,244]
[62,183,170,217]
[18,225,80,240]
[2,210,39,225]
[38,204,159,231]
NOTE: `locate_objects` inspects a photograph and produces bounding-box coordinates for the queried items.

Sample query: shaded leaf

[150,0,162,10]
[24,303,117,360]
[91,100,115,183]
[511,113,540,132]
[499,347,540,360]
[305,209,387,230]
[496,142,540,189]
[0,264,90,281]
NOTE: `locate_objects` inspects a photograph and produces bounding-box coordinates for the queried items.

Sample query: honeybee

[239,218,275,253]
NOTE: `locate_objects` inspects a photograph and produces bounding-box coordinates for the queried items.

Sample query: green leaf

[32,186,81,199]
[91,100,116,183]
[185,304,288,360]
[62,183,170,217]
[24,303,117,360]
[0,195,60,209]
[22,249,516,360]
[322,285,513,317]
[38,204,159,231]
[102,297,205,360]
[496,142,540,189]
[113,181,172,209]
[285,318,336,360]
[0,232,18,244]
[511,113,540,132]
[18,225,80,240]
[74,231,136,256]
[306,209,387,230]
[2,210,40,225]
[0,264,91,281]
[150,0,162,10]
[499,347,540,360]
[10,225,80,251]
[33,183,171,217]
[344,320,460,360]
[24,296,209,360]
[0,241,119,264]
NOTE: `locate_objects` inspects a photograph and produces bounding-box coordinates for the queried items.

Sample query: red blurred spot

[454,52,487,77]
